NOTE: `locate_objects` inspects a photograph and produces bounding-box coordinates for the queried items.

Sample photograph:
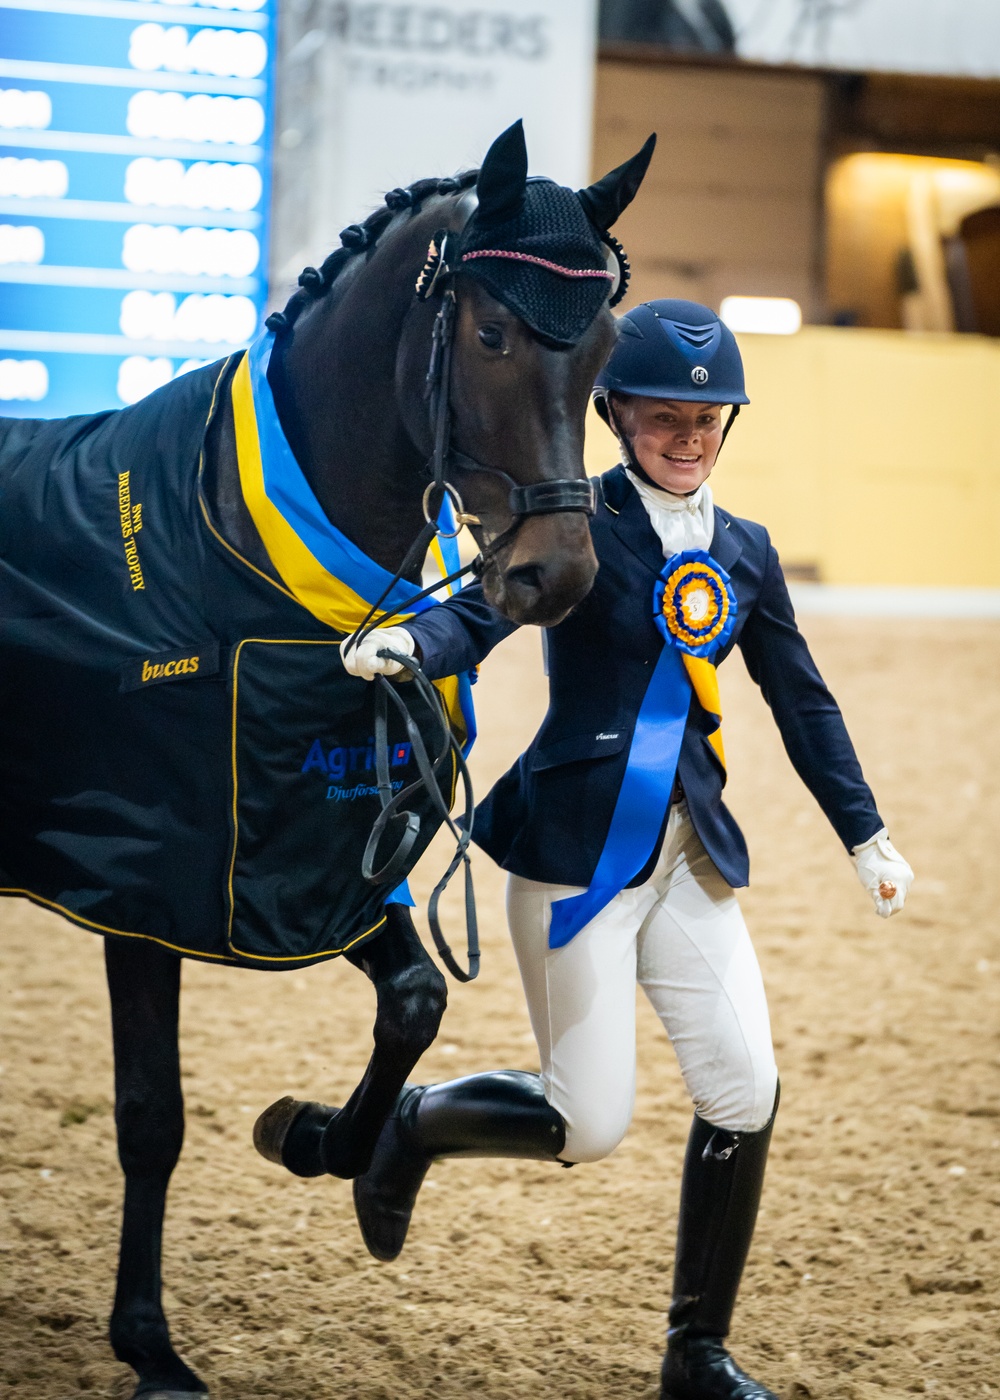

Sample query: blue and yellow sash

[548,550,735,948]
[230,330,475,752]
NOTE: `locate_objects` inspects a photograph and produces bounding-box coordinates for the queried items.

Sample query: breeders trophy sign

[270,1,598,294]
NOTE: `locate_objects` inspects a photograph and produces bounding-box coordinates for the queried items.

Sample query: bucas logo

[328,4,550,60]
[119,643,218,693]
[142,655,199,682]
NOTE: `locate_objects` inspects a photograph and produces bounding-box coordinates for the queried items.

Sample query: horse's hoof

[253,1096,336,1177]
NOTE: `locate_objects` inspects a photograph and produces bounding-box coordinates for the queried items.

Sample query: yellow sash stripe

[231,354,399,636]
[428,535,455,595]
[230,354,467,746]
[681,653,726,770]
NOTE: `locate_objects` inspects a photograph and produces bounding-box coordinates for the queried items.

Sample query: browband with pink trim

[461,248,614,281]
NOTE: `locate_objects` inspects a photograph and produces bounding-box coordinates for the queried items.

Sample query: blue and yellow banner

[230,330,476,756]
[230,330,477,911]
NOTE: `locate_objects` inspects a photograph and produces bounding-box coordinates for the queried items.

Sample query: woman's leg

[507,872,651,1164]
[636,805,777,1134]
[354,874,655,1259]
[636,805,779,1400]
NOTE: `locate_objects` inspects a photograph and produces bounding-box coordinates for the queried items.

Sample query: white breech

[506,802,778,1164]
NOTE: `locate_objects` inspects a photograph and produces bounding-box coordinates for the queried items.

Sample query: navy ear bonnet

[596,299,749,405]
[459,179,617,349]
[438,120,656,349]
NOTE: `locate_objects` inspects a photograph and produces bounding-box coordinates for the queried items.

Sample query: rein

[345,227,596,982]
[362,648,479,983]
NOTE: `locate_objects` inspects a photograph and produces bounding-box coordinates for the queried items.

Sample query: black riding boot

[660,1089,780,1400]
[353,1070,566,1261]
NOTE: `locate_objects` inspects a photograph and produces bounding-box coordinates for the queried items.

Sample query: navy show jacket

[405,465,883,890]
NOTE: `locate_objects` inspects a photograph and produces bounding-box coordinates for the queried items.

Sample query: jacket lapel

[600,466,744,577]
[600,466,669,577]
[708,506,743,573]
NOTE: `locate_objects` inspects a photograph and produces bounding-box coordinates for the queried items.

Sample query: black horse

[0,121,653,1397]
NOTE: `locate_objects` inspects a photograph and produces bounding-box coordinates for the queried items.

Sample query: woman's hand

[851,828,914,918]
[339,626,416,681]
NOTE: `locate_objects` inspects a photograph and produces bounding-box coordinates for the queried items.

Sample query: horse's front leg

[254,904,447,1179]
[105,937,207,1397]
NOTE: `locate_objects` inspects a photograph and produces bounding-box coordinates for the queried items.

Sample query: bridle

[348,217,601,645]
[348,207,609,983]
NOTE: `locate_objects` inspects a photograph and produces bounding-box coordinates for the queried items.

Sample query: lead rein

[361,648,480,983]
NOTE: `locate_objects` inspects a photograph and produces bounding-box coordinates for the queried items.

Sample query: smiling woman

[609,394,723,494]
[343,296,914,1400]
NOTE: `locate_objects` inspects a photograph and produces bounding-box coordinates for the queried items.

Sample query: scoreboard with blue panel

[0,0,276,419]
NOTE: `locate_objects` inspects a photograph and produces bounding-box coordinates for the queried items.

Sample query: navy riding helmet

[596,298,749,406]
[594,299,749,464]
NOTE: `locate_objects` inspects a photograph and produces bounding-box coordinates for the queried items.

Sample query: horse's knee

[374,960,448,1060]
[115,1090,184,1180]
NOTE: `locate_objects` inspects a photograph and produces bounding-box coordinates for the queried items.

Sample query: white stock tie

[625,469,715,559]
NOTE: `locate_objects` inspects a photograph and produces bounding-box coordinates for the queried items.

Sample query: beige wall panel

[595,63,823,136]
[643,140,820,196]
[594,60,826,317]
[623,190,814,263]
[626,260,816,318]
[621,260,713,307]
[712,266,815,305]
[598,123,821,196]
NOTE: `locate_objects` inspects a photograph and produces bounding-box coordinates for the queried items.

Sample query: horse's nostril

[506,562,545,593]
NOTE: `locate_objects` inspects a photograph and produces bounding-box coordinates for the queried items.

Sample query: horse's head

[269,122,654,629]
[394,122,656,627]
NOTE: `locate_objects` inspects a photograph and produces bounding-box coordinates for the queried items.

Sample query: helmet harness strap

[720,402,741,447]
[604,393,655,487]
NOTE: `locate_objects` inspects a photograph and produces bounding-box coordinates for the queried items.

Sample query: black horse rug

[0,345,472,969]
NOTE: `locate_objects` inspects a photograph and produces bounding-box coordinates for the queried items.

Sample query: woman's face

[613,394,723,495]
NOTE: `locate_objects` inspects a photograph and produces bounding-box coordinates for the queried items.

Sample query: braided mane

[266,169,480,335]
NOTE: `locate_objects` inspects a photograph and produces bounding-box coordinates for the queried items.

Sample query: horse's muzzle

[485,512,598,627]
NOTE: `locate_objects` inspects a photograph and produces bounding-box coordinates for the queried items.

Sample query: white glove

[339,626,415,682]
[851,827,914,918]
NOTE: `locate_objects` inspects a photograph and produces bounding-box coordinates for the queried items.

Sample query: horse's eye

[478,324,504,351]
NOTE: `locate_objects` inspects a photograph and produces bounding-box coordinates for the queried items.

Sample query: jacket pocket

[530,726,630,771]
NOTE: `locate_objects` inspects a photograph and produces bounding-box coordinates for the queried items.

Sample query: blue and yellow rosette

[653,549,736,769]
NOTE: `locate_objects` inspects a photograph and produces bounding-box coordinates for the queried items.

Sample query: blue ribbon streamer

[547,641,692,949]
